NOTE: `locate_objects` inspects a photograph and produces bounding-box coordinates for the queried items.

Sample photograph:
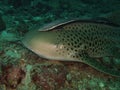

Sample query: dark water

[1,0,120,18]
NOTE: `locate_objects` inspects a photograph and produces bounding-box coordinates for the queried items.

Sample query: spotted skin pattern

[55,23,120,59]
[52,22,120,76]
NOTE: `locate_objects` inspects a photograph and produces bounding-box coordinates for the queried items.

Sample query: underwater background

[0,0,120,90]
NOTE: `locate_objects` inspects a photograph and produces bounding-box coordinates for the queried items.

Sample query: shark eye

[59,45,64,49]
[55,42,64,49]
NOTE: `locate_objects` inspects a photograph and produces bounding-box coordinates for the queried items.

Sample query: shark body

[23,19,120,77]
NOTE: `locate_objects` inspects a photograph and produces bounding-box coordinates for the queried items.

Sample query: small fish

[22,19,120,77]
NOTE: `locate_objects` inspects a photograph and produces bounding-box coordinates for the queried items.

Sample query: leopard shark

[22,18,120,77]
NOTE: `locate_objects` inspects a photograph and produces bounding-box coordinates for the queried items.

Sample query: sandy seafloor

[0,0,120,90]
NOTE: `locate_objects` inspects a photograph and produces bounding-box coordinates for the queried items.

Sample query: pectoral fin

[77,50,120,77]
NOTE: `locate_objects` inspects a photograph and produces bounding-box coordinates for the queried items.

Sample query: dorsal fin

[38,18,120,32]
[38,19,76,31]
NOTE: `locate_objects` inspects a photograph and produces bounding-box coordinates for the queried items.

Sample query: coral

[31,63,67,90]
[0,31,18,41]
[0,42,24,66]
[17,65,36,90]
[0,65,25,89]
